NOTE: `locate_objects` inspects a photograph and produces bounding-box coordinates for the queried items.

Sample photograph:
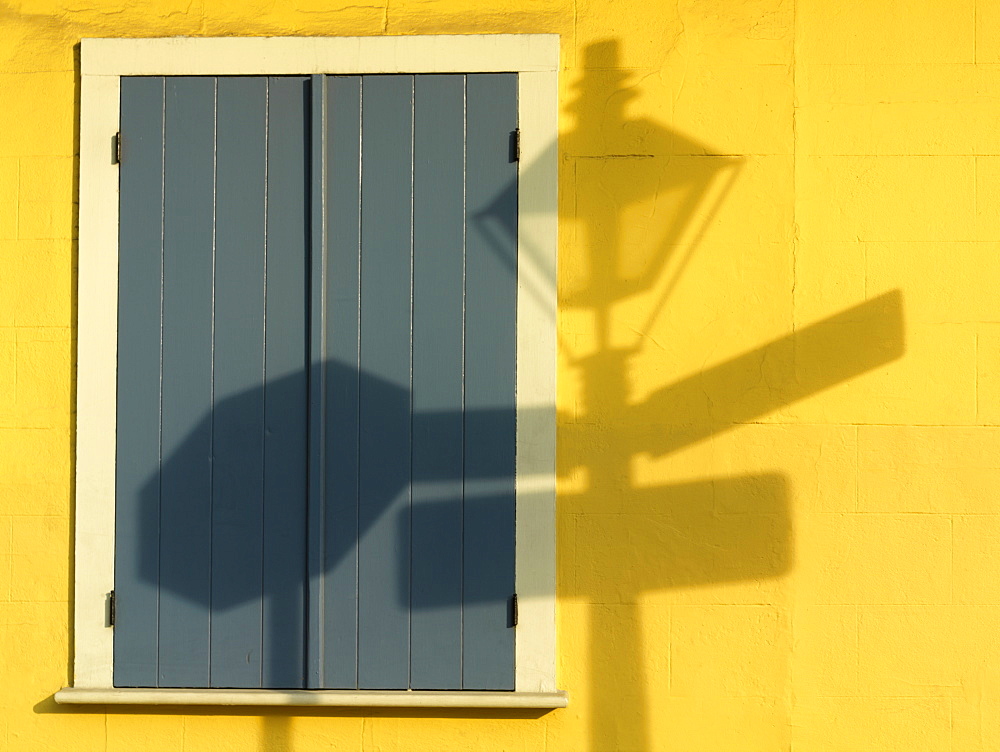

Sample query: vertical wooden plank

[463,73,518,691]
[306,74,327,690]
[409,73,465,690]
[157,76,216,688]
[210,76,267,689]
[357,74,413,690]
[262,76,310,689]
[114,76,165,688]
[322,74,362,689]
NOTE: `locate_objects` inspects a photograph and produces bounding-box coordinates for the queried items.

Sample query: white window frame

[58,34,563,709]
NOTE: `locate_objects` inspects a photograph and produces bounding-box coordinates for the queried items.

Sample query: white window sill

[54,687,568,709]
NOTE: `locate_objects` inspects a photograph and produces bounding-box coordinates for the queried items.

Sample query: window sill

[54,687,568,709]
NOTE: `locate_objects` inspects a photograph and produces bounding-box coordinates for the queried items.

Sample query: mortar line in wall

[790,0,799,336]
[680,511,975,518]
[735,420,1000,428]
[575,152,1000,158]
[976,330,980,421]
[863,242,868,299]
[950,696,955,752]
[854,425,859,513]
[793,153,1000,157]
[950,517,955,604]
[855,605,860,693]
[14,158,19,241]
[789,156,797,330]
[981,681,986,749]
[804,693,965,698]
[785,599,795,752]
[666,601,673,697]
[572,0,578,68]
[5,520,10,602]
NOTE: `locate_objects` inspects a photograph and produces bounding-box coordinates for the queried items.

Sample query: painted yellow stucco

[1,0,998,749]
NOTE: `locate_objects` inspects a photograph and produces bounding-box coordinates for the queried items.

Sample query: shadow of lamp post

[477,40,905,750]
[120,43,904,752]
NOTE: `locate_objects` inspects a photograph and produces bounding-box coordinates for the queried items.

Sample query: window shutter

[115,75,311,689]
[114,73,518,691]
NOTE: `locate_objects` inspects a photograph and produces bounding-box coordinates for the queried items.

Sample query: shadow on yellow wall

[551,39,904,751]
[42,33,905,752]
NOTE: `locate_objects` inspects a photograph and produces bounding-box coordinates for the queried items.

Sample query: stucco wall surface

[1,0,998,749]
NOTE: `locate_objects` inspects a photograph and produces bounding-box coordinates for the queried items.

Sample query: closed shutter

[113,73,518,691]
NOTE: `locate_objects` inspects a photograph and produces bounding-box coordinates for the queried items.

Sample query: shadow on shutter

[115,72,521,692]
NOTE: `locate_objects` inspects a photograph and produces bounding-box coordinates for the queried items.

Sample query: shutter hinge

[511,129,520,163]
[113,132,122,165]
[511,593,518,627]
[107,590,115,627]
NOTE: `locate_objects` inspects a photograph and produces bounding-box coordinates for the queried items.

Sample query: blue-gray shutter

[115,73,517,691]
[116,75,310,689]
[409,74,468,691]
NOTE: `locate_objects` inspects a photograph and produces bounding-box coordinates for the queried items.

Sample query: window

[61,36,562,708]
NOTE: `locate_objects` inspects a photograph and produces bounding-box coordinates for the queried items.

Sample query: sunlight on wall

[2,0,997,749]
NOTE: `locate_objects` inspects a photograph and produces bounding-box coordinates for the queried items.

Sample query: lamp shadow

[551,39,905,752]
[56,38,907,752]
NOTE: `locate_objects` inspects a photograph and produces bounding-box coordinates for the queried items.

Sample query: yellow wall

[1,0,997,749]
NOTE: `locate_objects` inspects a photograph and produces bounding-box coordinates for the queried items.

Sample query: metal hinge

[108,590,115,627]
[511,129,520,162]
[113,132,122,165]
[511,593,518,627]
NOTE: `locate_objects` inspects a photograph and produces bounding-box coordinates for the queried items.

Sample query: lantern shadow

[112,39,906,752]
